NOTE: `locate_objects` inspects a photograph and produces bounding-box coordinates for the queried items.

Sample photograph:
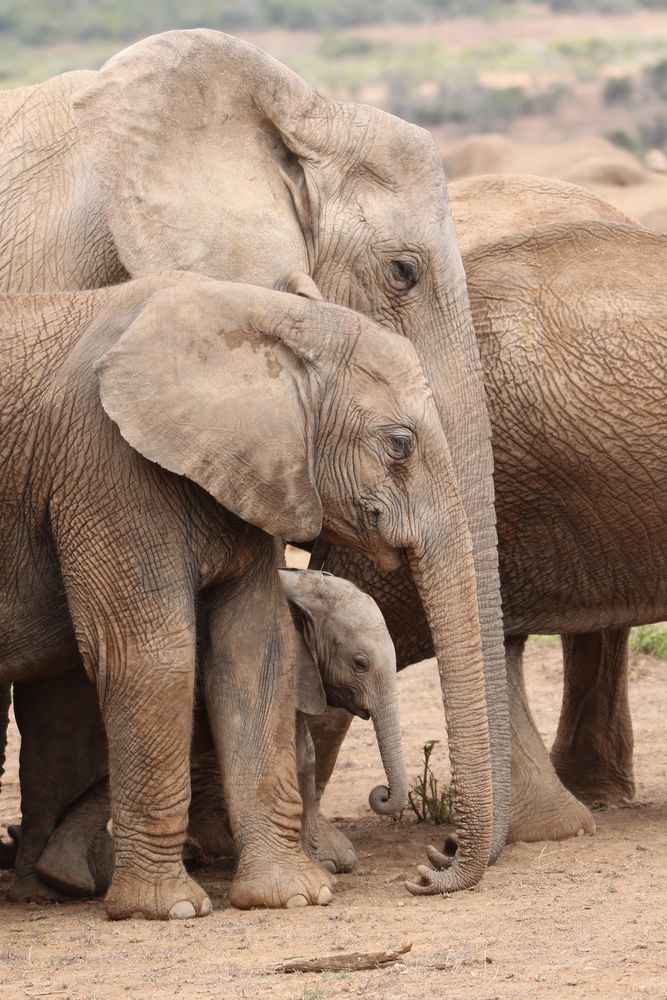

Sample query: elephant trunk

[411,249,510,865]
[407,506,493,891]
[367,687,409,817]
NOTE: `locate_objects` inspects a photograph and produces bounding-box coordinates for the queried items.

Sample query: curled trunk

[367,693,409,817]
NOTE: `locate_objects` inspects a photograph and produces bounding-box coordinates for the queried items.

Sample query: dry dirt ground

[0,640,665,999]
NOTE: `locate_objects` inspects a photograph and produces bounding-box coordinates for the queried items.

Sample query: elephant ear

[95,280,322,542]
[291,611,328,717]
[71,30,329,285]
[279,568,327,715]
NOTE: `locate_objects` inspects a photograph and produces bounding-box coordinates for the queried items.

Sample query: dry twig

[275,941,412,973]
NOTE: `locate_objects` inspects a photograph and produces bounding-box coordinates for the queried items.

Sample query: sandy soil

[0,640,665,999]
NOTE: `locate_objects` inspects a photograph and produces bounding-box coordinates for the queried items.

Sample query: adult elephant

[318,217,667,876]
[0,30,508,892]
[450,174,639,826]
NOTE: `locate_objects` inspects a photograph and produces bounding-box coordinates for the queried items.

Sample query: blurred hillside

[4,1,667,159]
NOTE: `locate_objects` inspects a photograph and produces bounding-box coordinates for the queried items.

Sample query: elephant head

[278,567,407,817]
[74,30,507,887]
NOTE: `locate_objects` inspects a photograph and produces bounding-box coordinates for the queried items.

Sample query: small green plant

[405,740,453,824]
[630,623,667,659]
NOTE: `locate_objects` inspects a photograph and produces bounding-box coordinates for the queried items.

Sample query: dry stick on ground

[275,942,412,973]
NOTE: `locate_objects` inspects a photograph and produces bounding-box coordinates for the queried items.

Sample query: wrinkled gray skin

[14,565,405,893]
[0,272,482,917]
[452,178,638,832]
[324,220,667,878]
[0,29,508,892]
[307,180,648,861]
[23,568,404,895]
[449,173,637,255]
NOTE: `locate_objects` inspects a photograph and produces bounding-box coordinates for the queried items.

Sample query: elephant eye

[389,259,419,293]
[352,654,370,672]
[386,429,415,461]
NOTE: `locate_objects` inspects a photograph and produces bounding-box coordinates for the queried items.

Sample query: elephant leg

[63,584,211,921]
[36,779,113,897]
[202,566,332,909]
[295,712,319,863]
[306,707,357,873]
[186,707,235,865]
[10,669,108,902]
[551,629,634,804]
[507,636,595,843]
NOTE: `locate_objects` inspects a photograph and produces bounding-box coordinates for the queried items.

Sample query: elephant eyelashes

[386,429,416,461]
[352,654,370,672]
[389,259,419,292]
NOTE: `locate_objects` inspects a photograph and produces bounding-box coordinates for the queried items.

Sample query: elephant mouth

[354,707,371,721]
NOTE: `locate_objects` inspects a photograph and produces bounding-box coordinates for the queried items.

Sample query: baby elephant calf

[5,569,407,901]
[186,567,407,874]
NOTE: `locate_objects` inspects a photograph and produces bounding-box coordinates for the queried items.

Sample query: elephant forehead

[355,104,443,188]
[350,358,433,419]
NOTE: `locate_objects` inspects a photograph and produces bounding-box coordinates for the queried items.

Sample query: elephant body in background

[322,220,667,856]
[0,29,508,890]
[445,133,667,234]
[447,174,640,833]
[449,173,636,255]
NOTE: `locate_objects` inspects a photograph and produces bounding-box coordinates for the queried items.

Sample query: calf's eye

[352,654,370,672]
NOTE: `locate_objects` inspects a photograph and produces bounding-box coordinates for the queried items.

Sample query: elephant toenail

[285,894,308,908]
[170,900,196,919]
[344,851,357,870]
[317,886,333,905]
[321,860,336,874]
[200,897,213,916]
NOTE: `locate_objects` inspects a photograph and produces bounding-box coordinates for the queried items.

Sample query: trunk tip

[368,783,406,816]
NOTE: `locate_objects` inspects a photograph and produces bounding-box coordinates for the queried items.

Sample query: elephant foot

[506,633,595,844]
[9,872,67,903]
[508,759,595,843]
[37,826,113,898]
[105,865,212,921]
[315,814,357,874]
[551,750,635,806]
[229,850,333,909]
[34,780,114,898]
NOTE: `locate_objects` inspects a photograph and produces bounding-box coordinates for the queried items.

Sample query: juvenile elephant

[323,221,667,885]
[0,29,508,886]
[0,271,486,916]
